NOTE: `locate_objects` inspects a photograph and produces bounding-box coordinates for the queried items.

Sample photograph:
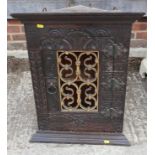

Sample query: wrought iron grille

[57,50,99,112]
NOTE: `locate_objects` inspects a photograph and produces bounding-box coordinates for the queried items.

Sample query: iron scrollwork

[57,50,99,112]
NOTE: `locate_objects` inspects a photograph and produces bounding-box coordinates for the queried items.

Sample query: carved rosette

[57,50,99,112]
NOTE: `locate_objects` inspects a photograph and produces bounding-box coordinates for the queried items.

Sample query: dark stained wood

[11,9,144,145]
[30,131,130,146]
[11,12,144,23]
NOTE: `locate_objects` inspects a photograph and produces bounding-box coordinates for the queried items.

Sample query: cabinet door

[25,23,131,132]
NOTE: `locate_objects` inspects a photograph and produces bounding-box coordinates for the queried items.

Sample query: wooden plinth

[30,130,130,146]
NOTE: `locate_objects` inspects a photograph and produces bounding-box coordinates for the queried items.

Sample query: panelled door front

[25,24,130,133]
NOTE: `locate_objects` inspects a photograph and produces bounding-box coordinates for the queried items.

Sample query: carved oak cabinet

[12,6,144,146]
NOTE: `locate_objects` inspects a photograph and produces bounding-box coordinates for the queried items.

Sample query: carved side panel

[24,24,48,115]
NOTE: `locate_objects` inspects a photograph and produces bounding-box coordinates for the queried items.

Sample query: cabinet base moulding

[30,130,130,146]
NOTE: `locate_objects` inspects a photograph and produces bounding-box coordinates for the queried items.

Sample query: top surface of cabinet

[11,5,144,23]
